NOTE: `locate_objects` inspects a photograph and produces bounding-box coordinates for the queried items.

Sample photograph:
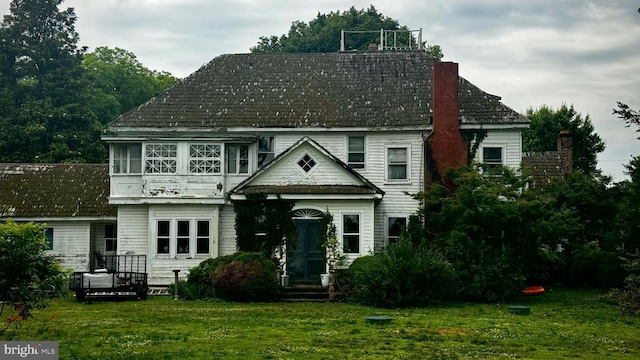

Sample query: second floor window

[348,136,365,169]
[112,144,142,174]
[482,147,504,175]
[226,144,249,174]
[387,147,408,180]
[258,137,275,167]
[145,144,177,174]
[189,144,221,174]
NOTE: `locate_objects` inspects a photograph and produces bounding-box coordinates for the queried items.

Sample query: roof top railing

[340,28,423,52]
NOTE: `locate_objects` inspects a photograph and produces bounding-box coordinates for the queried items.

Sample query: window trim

[386,215,408,244]
[145,143,178,174]
[188,143,222,174]
[225,144,250,175]
[104,223,117,253]
[154,219,212,258]
[385,145,411,182]
[111,143,142,175]
[480,145,505,175]
[296,153,319,177]
[347,135,366,170]
[258,136,275,168]
[341,213,361,254]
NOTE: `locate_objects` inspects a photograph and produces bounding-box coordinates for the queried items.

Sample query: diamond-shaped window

[297,154,317,173]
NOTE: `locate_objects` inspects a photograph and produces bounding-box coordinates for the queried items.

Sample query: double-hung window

[189,144,221,174]
[482,147,504,175]
[155,219,211,257]
[258,137,275,167]
[145,144,177,174]
[112,144,142,174]
[226,144,249,174]
[105,224,117,252]
[347,136,365,169]
[342,214,360,254]
[387,147,409,180]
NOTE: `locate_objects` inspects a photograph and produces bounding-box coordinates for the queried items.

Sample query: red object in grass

[523,286,545,296]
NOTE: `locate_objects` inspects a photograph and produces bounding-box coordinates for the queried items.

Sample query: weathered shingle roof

[0,164,115,218]
[522,152,564,189]
[109,52,527,130]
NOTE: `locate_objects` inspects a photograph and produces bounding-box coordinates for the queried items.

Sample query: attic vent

[297,154,317,173]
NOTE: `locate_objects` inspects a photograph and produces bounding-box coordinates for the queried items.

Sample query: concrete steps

[280,284,330,302]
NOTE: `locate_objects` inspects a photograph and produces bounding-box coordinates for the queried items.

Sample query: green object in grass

[366,315,392,324]
[509,305,531,315]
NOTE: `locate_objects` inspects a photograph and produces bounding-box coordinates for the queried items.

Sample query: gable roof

[0,164,115,219]
[109,51,527,131]
[230,136,384,200]
[521,151,565,189]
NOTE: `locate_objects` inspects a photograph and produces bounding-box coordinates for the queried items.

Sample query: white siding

[475,130,523,169]
[254,143,361,186]
[117,206,149,255]
[147,205,220,285]
[46,221,91,272]
[219,204,238,256]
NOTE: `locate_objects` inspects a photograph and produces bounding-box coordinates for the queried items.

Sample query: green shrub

[212,257,278,302]
[609,251,640,315]
[168,280,199,300]
[348,239,455,308]
[187,252,278,300]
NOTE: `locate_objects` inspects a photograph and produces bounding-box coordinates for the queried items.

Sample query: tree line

[0,0,176,164]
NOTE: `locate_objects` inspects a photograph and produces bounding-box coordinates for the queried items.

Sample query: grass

[2,287,638,359]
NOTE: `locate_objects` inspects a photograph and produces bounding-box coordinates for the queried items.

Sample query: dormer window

[297,154,317,173]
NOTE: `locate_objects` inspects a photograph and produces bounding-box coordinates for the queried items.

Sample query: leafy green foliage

[524,104,605,176]
[167,280,200,301]
[250,6,443,60]
[211,253,279,302]
[614,102,640,139]
[609,251,640,315]
[233,194,296,262]
[0,3,176,164]
[0,220,67,335]
[349,238,456,307]
[187,252,279,301]
[82,47,176,124]
[418,166,580,302]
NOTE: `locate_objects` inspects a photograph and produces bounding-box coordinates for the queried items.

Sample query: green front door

[287,219,325,283]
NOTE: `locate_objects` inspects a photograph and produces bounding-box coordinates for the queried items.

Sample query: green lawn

[2,287,638,359]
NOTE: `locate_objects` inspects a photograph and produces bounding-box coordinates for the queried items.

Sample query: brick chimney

[427,62,467,181]
[557,130,573,175]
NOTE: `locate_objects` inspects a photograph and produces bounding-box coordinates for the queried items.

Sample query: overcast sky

[2,0,639,180]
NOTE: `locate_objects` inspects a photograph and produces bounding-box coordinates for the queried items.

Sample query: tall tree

[251,6,443,60]
[82,47,177,125]
[0,0,105,163]
[524,104,605,176]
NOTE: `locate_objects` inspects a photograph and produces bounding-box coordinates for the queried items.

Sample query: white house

[103,50,529,285]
